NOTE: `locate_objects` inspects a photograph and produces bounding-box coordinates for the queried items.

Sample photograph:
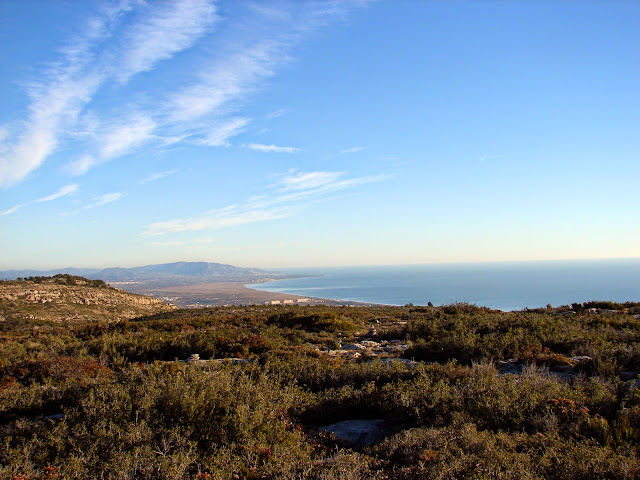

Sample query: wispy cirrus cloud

[199,118,251,147]
[161,2,365,148]
[139,169,178,185]
[247,143,300,153]
[0,66,104,187]
[166,38,287,123]
[142,207,290,236]
[141,169,383,236]
[266,109,288,119]
[2,1,369,186]
[340,146,365,154]
[117,0,218,83]
[66,155,98,177]
[271,170,386,205]
[479,153,511,161]
[0,205,21,217]
[85,192,123,209]
[0,184,79,216]
[1,0,218,186]
[67,114,157,175]
[277,171,345,191]
[36,184,79,202]
[0,2,128,187]
[99,115,157,159]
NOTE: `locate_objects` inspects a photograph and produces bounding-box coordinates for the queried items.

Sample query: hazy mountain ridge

[0,267,101,279]
[0,261,285,286]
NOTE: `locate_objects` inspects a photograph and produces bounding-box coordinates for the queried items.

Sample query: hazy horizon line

[2,256,639,274]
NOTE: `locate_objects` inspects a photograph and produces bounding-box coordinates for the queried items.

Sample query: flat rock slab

[318,419,386,447]
[376,358,419,368]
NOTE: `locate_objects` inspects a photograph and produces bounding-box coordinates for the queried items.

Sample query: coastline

[110,259,640,310]
[241,260,640,311]
[244,280,384,306]
[245,276,399,308]
[138,281,377,308]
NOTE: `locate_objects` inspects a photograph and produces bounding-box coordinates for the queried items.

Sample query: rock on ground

[318,419,387,447]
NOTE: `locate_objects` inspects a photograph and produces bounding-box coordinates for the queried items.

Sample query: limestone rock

[318,420,387,447]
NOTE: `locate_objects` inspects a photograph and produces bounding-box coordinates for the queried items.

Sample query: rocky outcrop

[313,339,413,363]
[318,420,388,447]
[0,281,176,323]
[497,356,593,380]
[1,286,169,306]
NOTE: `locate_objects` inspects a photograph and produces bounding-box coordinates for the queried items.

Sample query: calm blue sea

[247,259,640,311]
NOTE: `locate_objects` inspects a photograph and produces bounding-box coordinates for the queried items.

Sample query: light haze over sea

[248,259,640,311]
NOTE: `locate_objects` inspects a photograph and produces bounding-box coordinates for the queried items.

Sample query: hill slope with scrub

[2,288,640,479]
[0,274,177,324]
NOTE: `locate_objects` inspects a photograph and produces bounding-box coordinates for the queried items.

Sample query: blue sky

[1,0,638,270]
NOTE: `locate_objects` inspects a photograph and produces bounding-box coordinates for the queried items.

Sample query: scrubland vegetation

[2,291,640,479]
[11,274,110,289]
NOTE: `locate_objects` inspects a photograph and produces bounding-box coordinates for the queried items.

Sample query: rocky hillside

[0,276,177,324]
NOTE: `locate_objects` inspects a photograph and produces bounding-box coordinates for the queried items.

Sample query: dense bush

[5,274,109,288]
[1,304,640,478]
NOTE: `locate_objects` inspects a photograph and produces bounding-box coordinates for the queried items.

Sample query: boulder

[376,358,419,368]
[318,420,387,447]
[497,359,523,375]
[549,366,577,380]
[570,356,592,364]
[626,379,640,389]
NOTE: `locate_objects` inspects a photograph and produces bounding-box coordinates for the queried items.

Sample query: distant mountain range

[0,261,284,286]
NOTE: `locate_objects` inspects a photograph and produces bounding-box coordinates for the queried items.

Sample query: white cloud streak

[266,109,288,119]
[340,146,365,154]
[36,184,79,202]
[161,2,366,144]
[85,192,123,209]
[200,118,251,147]
[1,1,368,186]
[0,206,21,217]
[0,2,131,187]
[0,183,79,216]
[117,0,218,83]
[99,115,157,159]
[142,207,290,236]
[139,169,178,185]
[167,40,286,123]
[247,143,300,153]
[141,169,383,236]
[0,70,104,187]
[278,171,345,191]
[66,155,98,176]
[65,114,159,175]
[0,0,218,185]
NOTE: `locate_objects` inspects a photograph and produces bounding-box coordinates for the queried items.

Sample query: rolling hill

[0,261,286,287]
[0,274,177,323]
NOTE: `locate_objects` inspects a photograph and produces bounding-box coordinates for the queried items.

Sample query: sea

[247,259,640,311]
